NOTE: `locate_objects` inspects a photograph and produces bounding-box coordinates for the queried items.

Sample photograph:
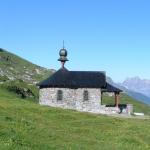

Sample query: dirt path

[106,114,150,119]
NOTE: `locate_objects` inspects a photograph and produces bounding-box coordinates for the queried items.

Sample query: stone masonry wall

[39,88,101,113]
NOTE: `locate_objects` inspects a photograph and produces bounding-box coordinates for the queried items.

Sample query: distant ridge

[121,77,150,98]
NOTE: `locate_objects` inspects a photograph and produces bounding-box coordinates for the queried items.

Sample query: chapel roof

[37,67,106,89]
[102,83,122,93]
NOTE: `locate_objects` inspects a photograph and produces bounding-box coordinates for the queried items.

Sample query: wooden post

[115,92,120,107]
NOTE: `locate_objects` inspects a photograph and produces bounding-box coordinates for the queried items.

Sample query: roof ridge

[70,70,105,73]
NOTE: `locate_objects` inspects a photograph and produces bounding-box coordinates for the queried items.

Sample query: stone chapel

[37,46,131,114]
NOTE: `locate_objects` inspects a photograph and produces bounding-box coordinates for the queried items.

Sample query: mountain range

[120,77,150,98]
[0,48,150,105]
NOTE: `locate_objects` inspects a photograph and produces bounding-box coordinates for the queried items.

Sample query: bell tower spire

[63,40,65,49]
[58,41,69,68]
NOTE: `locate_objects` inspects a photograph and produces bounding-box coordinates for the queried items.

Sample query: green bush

[0,80,39,102]
[0,75,9,82]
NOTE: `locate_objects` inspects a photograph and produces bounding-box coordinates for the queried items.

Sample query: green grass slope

[0,48,53,83]
[0,89,150,150]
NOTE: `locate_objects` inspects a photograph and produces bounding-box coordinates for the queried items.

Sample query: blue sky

[0,0,150,82]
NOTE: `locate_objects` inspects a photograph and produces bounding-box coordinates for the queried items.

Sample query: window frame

[57,90,63,101]
[83,90,89,101]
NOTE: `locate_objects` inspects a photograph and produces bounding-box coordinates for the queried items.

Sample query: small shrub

[0,80,39,102]
[0,75,9,82]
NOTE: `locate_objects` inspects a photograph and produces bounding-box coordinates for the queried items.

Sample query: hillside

[0,48,149,106]
[0,88,150,150]
[0,48,54,84]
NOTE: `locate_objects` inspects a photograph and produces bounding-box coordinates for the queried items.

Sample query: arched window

[83,90,89,101]
[57,90,63,101]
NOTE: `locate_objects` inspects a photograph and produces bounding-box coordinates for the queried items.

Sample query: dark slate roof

[38,68,106,89]
[102,83,122,93]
